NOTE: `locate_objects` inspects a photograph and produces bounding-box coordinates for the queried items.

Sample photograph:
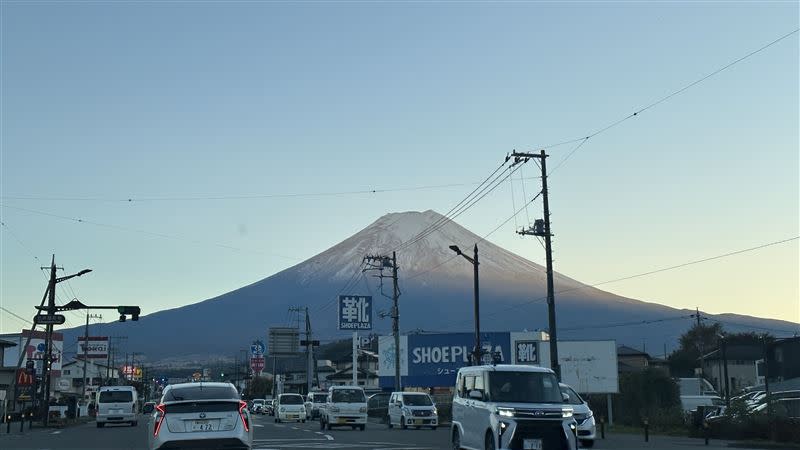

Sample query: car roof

[167,382,235,389]
[329,385,364,390]
[99,386,136,391]
[458,364,555,374]
[392,392,428,396]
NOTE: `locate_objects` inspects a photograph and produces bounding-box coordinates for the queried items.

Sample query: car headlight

[432,407,438,415]
[280,407,285,413]
[562,408,574,418]
[359,406,367,413]
[495,407,515,417]
[402,407,410,415]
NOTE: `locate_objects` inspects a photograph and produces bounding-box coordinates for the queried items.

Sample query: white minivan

[96,385,138,427]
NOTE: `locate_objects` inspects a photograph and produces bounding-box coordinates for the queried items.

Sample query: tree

[669,322,723,377]
[243,376,272,400]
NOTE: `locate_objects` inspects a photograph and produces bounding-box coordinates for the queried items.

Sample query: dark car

[368,392,391,421]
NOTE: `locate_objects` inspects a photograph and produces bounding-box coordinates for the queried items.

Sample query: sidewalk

[0,416,93,437]
[592,432,800,450]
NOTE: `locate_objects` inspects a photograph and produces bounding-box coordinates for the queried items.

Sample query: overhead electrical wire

[423,235,799,333]
[541,28,799,173]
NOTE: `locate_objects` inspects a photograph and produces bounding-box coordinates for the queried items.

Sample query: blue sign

[250,340,266,356]
[338,295,372,330]
[381,332,511,388]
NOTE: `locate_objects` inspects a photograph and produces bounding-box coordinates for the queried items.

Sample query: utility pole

[364,252,401,391]
[80,313,102,408]
[696,307,705,393]
[291,307,319,394]
[512,150,561,380]
[449,244,481,365]
[41,255,59,424]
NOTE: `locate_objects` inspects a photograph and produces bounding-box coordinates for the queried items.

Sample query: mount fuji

[62,210,799,361]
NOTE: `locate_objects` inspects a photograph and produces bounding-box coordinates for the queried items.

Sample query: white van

[96,385,138,427]
[319,385,367,431]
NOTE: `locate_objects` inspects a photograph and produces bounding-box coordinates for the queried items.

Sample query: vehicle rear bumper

[327,414,367,425]
[155,437,250,449]
[97,413,136,423]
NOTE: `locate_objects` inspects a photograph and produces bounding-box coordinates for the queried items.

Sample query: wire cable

[542,28,799,171]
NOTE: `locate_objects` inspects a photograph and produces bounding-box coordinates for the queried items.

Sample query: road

[0,415,788,450]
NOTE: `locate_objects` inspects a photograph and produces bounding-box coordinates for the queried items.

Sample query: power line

[423,235,799,332]
[541,28,799,171]
[0,179,540,203]
[702,317,798,335]
[1,203,298,261]
[0,306,31,327]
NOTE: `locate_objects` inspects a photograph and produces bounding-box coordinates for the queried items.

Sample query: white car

[147,382,252,450]
[275,393,306,423]
[451,364,578,450]
[387,391,438,430]
[96,385,138,428]
[560,383,596,448]
[319,385,367,431]
[305,392,326,420]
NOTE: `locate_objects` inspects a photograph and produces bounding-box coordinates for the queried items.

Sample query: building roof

[701,345,763,362]
[327,366,378,380]
[617,346,650,358]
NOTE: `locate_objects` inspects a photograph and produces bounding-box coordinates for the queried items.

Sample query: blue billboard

[380,332,511,388]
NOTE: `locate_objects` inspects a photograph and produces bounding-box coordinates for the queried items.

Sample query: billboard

[77,336,109,359]
[379,332,511,388]
[338,295,372,330]
[557,341,619,394]
[378,332,619,394]
[0,330,64,376]
[268,327,300,356]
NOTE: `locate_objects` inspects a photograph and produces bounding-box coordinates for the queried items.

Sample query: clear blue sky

[1,1,798,334]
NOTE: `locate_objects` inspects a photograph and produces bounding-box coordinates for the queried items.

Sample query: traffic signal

[117,306,141,322]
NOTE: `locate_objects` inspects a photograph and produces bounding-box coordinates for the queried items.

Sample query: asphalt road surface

[0,415,789,450]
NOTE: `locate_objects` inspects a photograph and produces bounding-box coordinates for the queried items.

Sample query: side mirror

[142,404,154,414]
[468,390,484,401]
[562,393,570,402]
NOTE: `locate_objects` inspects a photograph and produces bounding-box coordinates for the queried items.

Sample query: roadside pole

[352,331,358,386]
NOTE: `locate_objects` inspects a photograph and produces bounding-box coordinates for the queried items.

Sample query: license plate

[111,409,122,414]
[191,420,214,432]
[415,419,423,424]
[337,418,346,424]
[523,439,543,450]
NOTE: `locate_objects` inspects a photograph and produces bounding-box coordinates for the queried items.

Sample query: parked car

[147,382,252,450]
[96,385,138,428]
[451,364,578,450]
[387,391,438,430]
[275,393,306,423]
[319,385,367,431]
[560,383,596,448]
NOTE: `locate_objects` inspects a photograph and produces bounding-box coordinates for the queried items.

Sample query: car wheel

[302,419,306,423]
[452,429,462,450]
[131,421,138,427]
[431,425,437,430]
[96,422,104,428]
[401,415,407,430]
[320,418,325,430]
[351,425,357,430]
[580,440,595,448]
[326,422,332,431]
[387,416,393,429]
[360,424,366,431]
[485,430,496,450]
[275,418,279,423]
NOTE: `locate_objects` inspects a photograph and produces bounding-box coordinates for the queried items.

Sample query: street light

[717,334,730,407]
[449,244,481,365]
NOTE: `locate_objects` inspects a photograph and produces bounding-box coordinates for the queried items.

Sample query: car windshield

[253,399,264,404]
[281,395,304,405]
[99,391,132,403]
[332,389,366,403]
[403,394,433,406]
[313,394,327,402]
[561,386,584,405]
[164,386,238,401]
[488,371,563,404]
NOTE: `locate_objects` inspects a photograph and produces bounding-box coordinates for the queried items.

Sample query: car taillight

[238,401,250,432]
[153,404,166,437]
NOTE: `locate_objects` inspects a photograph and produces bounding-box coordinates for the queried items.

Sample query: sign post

[338,295,372,387]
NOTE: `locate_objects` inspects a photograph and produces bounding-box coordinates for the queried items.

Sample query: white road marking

[254,423,265,427]
[324,434,334,441]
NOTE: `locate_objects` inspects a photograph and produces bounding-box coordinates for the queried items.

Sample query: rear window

[164,386,238,401]
[166,401,239,413]
[403,394,433,406]
[331,389,366,403]
[313,394,327,402]
[99,391,133,403]
[281,395,304,405]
